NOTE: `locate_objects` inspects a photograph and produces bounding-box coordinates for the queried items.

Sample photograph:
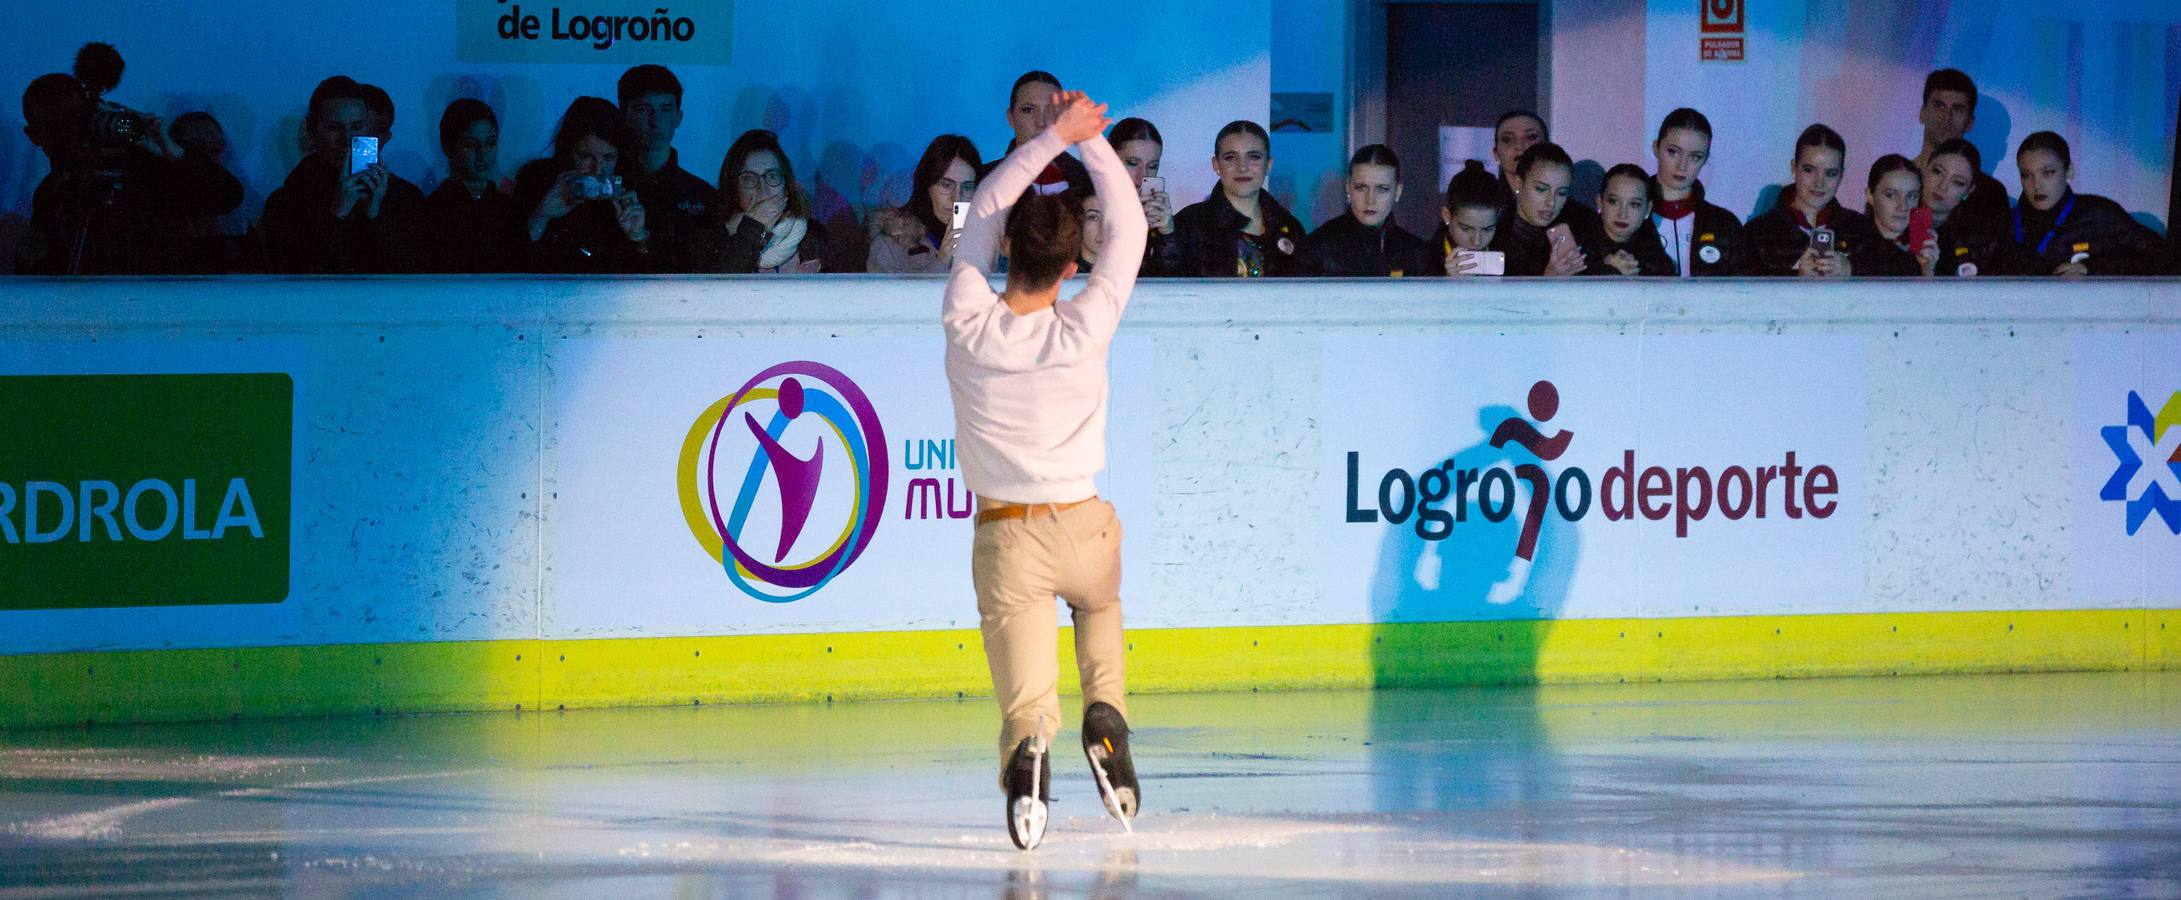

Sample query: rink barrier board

[4,608,2176,728]
[5,276,2180,728]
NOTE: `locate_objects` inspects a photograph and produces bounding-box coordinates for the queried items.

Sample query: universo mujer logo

[675,361,889,602]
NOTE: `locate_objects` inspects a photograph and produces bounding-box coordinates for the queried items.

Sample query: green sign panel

[0,374,292,610]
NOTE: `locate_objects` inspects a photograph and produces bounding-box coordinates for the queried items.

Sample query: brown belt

[975,497,1099,526]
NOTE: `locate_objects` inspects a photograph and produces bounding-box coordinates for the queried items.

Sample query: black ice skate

[1081,702,1138,830]
[1004,735,1051,850]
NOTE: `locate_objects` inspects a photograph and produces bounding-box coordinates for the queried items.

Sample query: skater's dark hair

[1005,192,1084,290]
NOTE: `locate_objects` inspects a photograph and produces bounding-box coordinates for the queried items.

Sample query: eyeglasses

[937,176,978,196]
[736,170,785,189]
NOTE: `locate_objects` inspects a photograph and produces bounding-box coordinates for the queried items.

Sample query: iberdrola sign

[0,374,292,610]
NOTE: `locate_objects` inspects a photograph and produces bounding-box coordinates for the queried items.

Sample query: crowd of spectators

[14,48,2173,278]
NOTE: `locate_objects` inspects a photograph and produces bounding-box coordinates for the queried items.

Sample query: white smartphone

[348,136,379,175]
[1140,175,1165,200]
[1464,249,1507,276]
[949,200,970,246]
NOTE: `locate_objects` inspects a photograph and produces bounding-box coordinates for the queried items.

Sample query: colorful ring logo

[676,361,889,602]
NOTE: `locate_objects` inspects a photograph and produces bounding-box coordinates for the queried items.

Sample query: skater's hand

[1052,91,1111,144]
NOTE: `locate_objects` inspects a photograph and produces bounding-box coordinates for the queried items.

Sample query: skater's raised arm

[953,127,1069,278]
[1068,129,1147,336]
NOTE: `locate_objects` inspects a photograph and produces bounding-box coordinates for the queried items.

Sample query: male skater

[943,90,1145,850]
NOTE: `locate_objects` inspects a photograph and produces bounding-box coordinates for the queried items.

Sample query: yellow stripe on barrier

[3,608,2176,729]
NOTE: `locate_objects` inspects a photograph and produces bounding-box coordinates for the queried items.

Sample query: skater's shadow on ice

[1363,403,1577,815]
[1364,403,1579,673]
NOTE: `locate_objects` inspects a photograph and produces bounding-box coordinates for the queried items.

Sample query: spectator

[866,135,982,274]
[1921,138,2023,277]
[1489,141,1587,276]
[1576,164,1673,276]
[1109,117,1181,276]
[1078,191,1109,273]
[360,82,394,143]
[1492,109,1601,236]
[1434,160,1503,276]
[1862,154,1930,276]
[1171,120,1305,277]
[618,64,713,270]
[167,110,249,273]
[511,96,653,273]
[1912,69,2008,223]
[261,75,426,273]
[14,71,241,275]
[1742,124,1879,277]
[1297,144,1432,276]
[691,129,826,273]
[2011,131,2170,276]
[983,70,1090,198]
[1492,110,1546,198]
[421,98,521,273]
[1649,107,1748,276]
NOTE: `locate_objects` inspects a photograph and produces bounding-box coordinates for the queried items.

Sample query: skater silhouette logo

[1488,381,1574,561]
[677,361,890,602]
[2098,390,2181,535]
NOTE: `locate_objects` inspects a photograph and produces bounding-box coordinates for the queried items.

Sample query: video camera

[68,42,153,151]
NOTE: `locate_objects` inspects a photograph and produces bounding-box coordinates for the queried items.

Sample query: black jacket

[1489,202,1595,276]
[624,150,716,271]
[981,141,1091,200]
[1170,189,1307,277]
[511,158,657,274]
[1648,180,1750,276]
[1574,219,1676,276]
[687,213,829,273]
[1932,210,2031,277]
[17,146,243,275]
[2008,190,2172,276]
[261,157,426,274]
[1297,212,1433,277]
[1141,230,1186,277]
[1742,196,1884,276]
[1862,234,1925,277]
[1960,169,2011,224]
[421,179,523,273]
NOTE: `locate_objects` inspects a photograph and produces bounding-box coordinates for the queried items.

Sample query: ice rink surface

[3,671,2178,898]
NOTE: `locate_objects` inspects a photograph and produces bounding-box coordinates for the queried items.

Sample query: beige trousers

[972,498,1129,774]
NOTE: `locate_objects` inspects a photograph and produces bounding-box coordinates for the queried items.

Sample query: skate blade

[1009,796,1048,850]
[1086,745,1137,829]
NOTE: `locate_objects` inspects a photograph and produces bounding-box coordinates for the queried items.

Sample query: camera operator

[14,47,243,275]
[511,96,655,273]
[260,76,427,273]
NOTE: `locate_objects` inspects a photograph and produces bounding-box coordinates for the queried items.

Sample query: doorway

[1370,1,1545,240]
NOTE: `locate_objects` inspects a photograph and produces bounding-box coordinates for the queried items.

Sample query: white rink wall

[1,275,2177,655]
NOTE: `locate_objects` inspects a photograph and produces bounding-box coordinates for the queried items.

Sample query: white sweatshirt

[942,127,1148,504]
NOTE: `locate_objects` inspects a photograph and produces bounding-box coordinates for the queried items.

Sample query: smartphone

[1809,227,1836,257]
[949,200,971,247]
[575,175,618,200]
[1470,250,1507,276]
[1547,223,1574,247]
[1140,175,1165,201]
[348,135,379,176]
[1908,207,1934,252]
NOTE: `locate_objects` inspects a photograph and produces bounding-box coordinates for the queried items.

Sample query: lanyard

[2014,195,2075,256]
